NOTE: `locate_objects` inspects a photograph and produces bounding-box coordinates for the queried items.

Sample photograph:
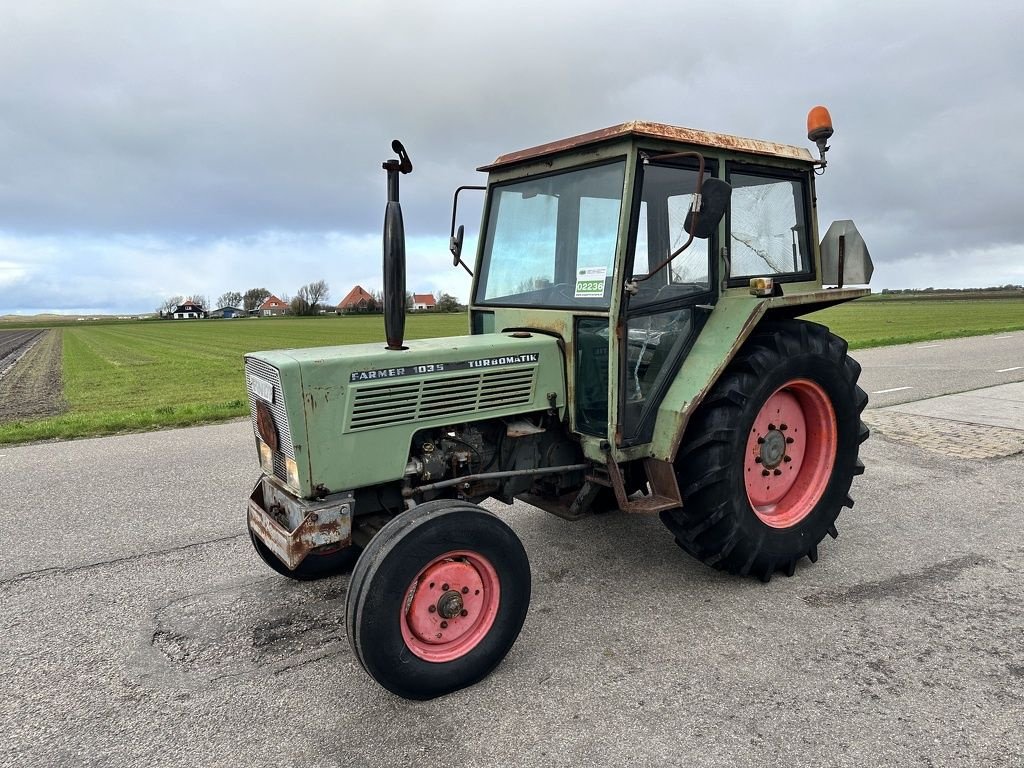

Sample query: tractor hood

[244,332,566,497]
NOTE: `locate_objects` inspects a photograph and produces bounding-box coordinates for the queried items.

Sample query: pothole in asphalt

[142,577,349,685]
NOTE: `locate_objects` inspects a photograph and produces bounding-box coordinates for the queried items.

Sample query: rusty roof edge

[477,121,814,172]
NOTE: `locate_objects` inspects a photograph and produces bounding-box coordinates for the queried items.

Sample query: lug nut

[762,470,770,477]
[460,609,468,617]
[786,437,794,444]
[440,621,448,629]
[783,456,792,462]
[755,456,763,464]
[773,469,782,476]
[428,605,436,613]
[461,586,469,594]
[757,437,765,444]
[768,423,776,431]
[441,583,449,591]
[780,423,788,430]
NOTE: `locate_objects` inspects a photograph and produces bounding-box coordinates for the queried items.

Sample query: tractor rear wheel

[661,320,868,582]
[345,499,531,699]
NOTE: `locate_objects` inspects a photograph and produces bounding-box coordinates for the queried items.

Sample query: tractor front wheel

[661,320,868,581]
[345,499,531,699]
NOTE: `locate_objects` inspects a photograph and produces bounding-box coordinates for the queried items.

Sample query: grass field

[808,296,1024,348]
[0,314,466,444]
[1,297,1022,445]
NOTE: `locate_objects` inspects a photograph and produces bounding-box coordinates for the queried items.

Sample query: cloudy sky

[1,0,1021,314]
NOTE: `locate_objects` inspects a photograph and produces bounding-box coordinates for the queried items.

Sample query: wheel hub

[744,379,838,529]
[401,553,499,662]
[759,428,787,468]
[437,590,464,619]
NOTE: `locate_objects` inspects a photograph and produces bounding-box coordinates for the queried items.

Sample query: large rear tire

[661,320,868,582]
[345,499,531,699]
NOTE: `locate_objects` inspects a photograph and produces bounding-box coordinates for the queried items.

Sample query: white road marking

[992,336,1014,340]
[873,386,914,394]
[996,366,1022,373]
[917,344,941,349]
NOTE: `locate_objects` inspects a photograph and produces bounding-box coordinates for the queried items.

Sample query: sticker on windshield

[574,266,608,298]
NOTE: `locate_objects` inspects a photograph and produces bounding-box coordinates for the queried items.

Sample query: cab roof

[478,120,814,171]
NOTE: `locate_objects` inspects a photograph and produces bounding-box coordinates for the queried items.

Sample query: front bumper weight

[247,475,354,570]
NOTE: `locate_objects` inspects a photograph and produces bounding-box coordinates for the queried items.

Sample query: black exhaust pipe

[382,140,413,350]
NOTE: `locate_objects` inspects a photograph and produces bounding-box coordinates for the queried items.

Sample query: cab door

[617,156,718,446]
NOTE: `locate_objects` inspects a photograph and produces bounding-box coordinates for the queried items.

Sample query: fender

[647,287,868,462]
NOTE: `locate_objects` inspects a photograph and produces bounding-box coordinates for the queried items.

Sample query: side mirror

[449,185,485,276]
[450,224,465,264]
[684,178,732,239]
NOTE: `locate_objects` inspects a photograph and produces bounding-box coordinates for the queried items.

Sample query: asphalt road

[853,329,1024,408]
[2,332,1023,768]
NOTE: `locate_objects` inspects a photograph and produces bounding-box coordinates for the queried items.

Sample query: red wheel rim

[744,378,837,528]
[399,550,500,663]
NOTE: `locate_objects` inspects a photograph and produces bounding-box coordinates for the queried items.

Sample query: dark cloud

[0,0,1021,312]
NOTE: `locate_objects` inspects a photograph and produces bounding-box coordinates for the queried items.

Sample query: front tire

[345,500,531,699]
[661,320,868,582]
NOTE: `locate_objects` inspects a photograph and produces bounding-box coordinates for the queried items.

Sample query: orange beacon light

[806,105,833,166]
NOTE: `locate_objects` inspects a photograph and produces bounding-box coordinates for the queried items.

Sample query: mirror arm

[450,185,486,240]
[449,185,485,277]
[632,151,706,284]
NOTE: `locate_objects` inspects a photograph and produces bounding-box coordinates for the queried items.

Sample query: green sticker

[575,266,608,298]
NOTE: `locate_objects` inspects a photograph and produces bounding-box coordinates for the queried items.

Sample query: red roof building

[338,285,376,313]
[412,293,436,310]
[258,295,289,316]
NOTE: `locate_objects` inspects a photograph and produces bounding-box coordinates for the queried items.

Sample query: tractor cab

[459,121,869,461]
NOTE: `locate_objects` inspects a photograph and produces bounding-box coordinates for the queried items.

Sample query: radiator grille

[245,357,294,485]
[349,367,536,430]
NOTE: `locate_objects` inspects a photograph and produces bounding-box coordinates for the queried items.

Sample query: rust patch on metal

[479,121,814,171]
[643,458,682,506]
[605,457,680,514]
[248,477,353,570]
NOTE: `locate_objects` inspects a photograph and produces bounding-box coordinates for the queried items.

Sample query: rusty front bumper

[247,475,355,571]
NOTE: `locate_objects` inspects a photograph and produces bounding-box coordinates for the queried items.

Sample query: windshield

[475,160,626,309]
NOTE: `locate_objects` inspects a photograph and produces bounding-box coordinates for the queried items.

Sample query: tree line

[157,281,333,316]
[158,283,464,317]
[880,285,1024,295]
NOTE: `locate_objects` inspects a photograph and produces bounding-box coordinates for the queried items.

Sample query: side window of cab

[727,165,813,283]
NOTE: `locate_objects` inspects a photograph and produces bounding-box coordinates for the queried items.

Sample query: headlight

[258,440,274,473]
[255,399,279,450]
[286,456,300,488]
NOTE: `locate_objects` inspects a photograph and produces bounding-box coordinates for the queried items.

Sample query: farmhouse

[171,301,205,319]
[338,285,376,313]
[258,295,289,316]
[412,293,436,310]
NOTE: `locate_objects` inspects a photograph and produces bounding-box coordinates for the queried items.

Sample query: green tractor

[244,107,872,699]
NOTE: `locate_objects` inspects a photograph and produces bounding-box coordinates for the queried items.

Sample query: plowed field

[0,329,65,423]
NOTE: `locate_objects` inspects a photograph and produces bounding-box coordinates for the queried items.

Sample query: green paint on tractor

[248,333,566,496]
[243,109,875,700]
